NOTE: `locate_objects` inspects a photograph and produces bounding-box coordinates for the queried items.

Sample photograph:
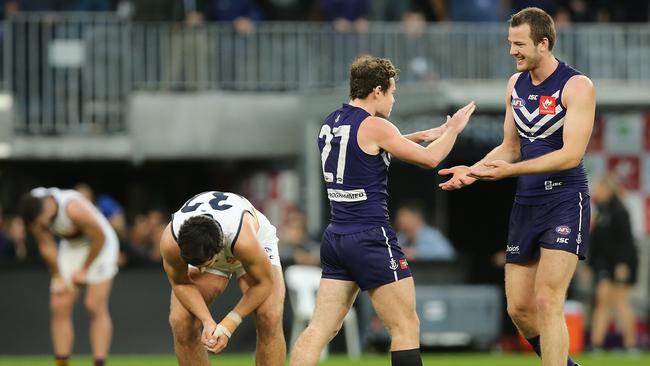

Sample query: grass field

[1,353,648,365]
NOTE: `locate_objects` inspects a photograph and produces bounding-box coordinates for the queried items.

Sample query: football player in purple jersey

[439,7,595,366]
[290,54,475,366]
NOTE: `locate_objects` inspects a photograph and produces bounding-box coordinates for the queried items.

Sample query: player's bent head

[509,7,556,51]
[18,193,43,225]
[177,215,225,266]
[349,54,398,100]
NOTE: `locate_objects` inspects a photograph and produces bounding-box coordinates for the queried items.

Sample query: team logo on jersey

[556,226,571,235]
[527,94,538,100]
[539,96,556,115]
[511,97,525,109]
[389,258,398,271]
[399,259,408,269]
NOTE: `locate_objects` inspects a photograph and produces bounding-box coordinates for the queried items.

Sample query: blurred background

[0,0,649,360]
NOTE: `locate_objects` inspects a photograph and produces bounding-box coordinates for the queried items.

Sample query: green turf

[0,353,648,365]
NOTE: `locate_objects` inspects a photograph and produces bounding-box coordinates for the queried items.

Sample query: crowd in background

[0,0,648,24]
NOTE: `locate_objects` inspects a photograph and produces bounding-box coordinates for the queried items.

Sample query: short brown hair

[349,55,398,100]
[509,7,556,51]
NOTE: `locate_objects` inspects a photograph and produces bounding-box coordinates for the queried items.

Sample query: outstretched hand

[446,101,476,133]
[438,165,475,190]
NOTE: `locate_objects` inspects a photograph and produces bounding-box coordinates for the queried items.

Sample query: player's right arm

[358,101,475,168]
[439,73,522,190]
[30,223,66,293]
[159,224,217,336]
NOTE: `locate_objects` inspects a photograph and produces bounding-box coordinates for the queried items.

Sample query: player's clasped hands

[202,321,229,354]
[469,160,515,181]
[438,160,515,190]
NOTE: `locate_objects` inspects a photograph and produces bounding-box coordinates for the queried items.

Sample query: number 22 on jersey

[319,125,351,184]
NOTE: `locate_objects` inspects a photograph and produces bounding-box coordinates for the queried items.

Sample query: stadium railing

[2,14,649,135]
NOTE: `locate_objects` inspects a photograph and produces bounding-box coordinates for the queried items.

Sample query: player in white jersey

[160,191,285,366]
[19,187,119,366]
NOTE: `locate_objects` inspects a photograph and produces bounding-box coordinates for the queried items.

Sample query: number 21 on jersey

[319,125,350,184]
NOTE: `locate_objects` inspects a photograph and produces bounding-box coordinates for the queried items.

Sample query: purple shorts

[320,225,412,291]
[506,192,590,263]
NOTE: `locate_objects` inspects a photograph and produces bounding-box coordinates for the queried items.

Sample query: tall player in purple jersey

[289,56,475,366]
[439,8,595,366]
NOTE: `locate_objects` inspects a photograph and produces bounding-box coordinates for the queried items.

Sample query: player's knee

[50,297,72,315]
[506,302,532,322]
[84,296,108,317]
[387,311,419,338]
[169,312,199,343]
[534,289,563,316]
[256,304,284,334]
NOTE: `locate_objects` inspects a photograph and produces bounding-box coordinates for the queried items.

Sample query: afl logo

[511,97,525,109]
[556,226,571,235]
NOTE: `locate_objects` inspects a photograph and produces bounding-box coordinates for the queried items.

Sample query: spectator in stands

[597,0,649,22]
[430,0,505,22]
[167,0,211,89]
[131,0,175,21]
[395,201,456,261]
[372,0,437,22]
[128,208,167,264]
[6,0,111,11]
[278,210,320,266]
[0,205,14,259]
[588,175,639,353]
[319,0,369,32]
[209,0,263,34]
[510,1,560,16]
[60,0,113,11]
[0,214,28,262]
[564,0,596,22]
[259,0,315,21]
[1,0,19,19]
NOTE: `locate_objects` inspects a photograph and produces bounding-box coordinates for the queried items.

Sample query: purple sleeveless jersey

[510,60,589,204]
[318,104,391,234]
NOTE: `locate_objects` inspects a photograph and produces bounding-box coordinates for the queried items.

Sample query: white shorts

[196,212,282,279]
[57,232,119,285]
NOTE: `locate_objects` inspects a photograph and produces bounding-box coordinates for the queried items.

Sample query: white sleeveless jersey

[170,191,260,274]
[31,187,116,246]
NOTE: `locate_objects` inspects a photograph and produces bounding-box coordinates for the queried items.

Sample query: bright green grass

[1,353,648,366]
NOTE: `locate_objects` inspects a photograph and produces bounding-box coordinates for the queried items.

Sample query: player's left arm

[473,75,595,180]
[207,213,273,353]
[403,121,448,143]
[231,213,273,318]
[67,199,106,284]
